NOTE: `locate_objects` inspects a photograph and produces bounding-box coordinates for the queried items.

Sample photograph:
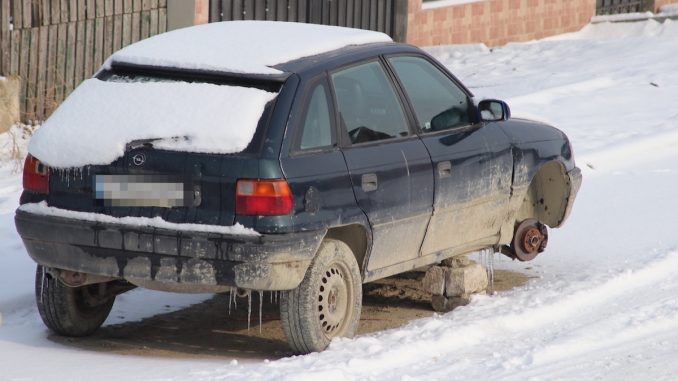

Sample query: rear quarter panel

[501,118,575,189]
[277,73,371,241]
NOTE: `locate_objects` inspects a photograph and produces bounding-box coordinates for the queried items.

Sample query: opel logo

[132,153,146,166]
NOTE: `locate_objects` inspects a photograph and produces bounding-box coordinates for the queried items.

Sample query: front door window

[389,56,472,132]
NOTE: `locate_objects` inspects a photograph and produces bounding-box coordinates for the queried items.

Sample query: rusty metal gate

[596,0,654,15]
[208,0,408,42]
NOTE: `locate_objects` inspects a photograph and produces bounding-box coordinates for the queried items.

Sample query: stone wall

[407,0,596,47]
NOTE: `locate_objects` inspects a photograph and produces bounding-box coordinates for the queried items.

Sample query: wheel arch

[323,223,370,276]
[514,160,573,229]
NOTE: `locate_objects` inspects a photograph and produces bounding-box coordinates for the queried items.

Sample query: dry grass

[20,71,73,123]
[2,123,36,173]
[0,75,21,129]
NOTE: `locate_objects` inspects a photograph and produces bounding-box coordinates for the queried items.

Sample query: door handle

[437,161,452,178]
[361,173,378,192]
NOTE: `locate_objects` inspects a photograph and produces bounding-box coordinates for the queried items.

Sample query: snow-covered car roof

[107,21,393,76]
[30,22,393,168]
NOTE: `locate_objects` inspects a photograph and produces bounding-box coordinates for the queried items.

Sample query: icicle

[485,248,495,295]
[270,290,273,304]
[247,290,252,331]
[40,266,46,297]
[258,290,263,334]
[228,287,233,315]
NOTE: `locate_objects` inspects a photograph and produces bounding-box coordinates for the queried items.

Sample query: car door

[280,76,363,236]
[386,55,513,255]
[330,60,434,272]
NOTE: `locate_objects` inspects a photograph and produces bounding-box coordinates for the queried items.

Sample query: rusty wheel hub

[511,219,548,262]
[522,226,544,254]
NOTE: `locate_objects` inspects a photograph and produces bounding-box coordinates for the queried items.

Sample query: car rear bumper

[15,209,324,291]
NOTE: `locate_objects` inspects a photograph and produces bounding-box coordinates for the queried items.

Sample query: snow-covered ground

[2,19,678,380]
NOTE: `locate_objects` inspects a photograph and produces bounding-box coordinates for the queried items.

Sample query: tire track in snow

[576,121,678,176]
[201,252,678,381]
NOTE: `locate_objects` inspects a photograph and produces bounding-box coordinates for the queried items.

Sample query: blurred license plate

[94,175,189,207]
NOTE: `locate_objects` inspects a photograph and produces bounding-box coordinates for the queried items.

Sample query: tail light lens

[235,179,293,216]
[23,154,50,194]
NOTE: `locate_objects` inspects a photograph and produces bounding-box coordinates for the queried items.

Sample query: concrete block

[0,76,20,133]
[441,255,470,268]
[422,265,446,296]
[431,294,470,313]
[444,262,488,297]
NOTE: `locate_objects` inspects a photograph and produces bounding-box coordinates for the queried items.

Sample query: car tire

[280,239,362,354]
[35,265,115,337]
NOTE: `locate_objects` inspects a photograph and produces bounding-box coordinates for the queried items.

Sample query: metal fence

[0,0,167,121]
[596,0,654,14]
[209,0,408,42]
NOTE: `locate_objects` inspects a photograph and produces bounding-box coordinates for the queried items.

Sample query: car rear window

[28,74,279,168]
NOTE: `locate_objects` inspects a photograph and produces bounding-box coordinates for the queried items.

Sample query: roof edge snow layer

[107,21,394,75]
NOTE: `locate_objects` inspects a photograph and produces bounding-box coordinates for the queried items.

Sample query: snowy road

[2,20,678,380]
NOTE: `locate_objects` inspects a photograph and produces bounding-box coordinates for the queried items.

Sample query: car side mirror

[478,99,510,122]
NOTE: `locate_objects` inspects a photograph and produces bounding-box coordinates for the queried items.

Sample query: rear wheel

[280,239,362,354]
[35,265,115,336]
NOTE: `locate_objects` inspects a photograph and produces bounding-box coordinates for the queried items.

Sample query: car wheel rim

[317,261,353,338]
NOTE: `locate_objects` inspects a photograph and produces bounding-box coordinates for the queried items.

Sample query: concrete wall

[407,0,596,47]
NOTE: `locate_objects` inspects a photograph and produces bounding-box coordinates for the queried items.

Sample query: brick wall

[655,0,678,11]
[407,0,596,47]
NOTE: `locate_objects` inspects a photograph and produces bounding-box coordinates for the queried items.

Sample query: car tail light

[235,179,293,216]
[23,154,50,194]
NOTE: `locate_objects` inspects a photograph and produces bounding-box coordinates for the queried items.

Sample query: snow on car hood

[28,78,277,168]
[107,21,393,75]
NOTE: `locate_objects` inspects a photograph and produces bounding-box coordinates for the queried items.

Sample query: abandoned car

[15,21,581,353]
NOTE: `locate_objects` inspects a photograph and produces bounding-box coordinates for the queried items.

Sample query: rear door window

[299,83,334,150]
[388,56,472,132]
[331,61,410,145]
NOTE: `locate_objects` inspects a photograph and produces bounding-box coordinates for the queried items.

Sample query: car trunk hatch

[34,67,285,228]
[47,146,260,226]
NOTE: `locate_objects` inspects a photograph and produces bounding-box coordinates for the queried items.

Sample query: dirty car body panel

[16,42,581,294]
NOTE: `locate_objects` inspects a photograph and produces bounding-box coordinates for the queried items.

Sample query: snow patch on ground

[109,21,392,75]
[421,0,485,10]
[547,18,678,39]
[29,79,277,168]
[590,6,678,23]
[3,20,678,380]
[428,20,678,174]
[660,3,678,13]
[591,11,655,23]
